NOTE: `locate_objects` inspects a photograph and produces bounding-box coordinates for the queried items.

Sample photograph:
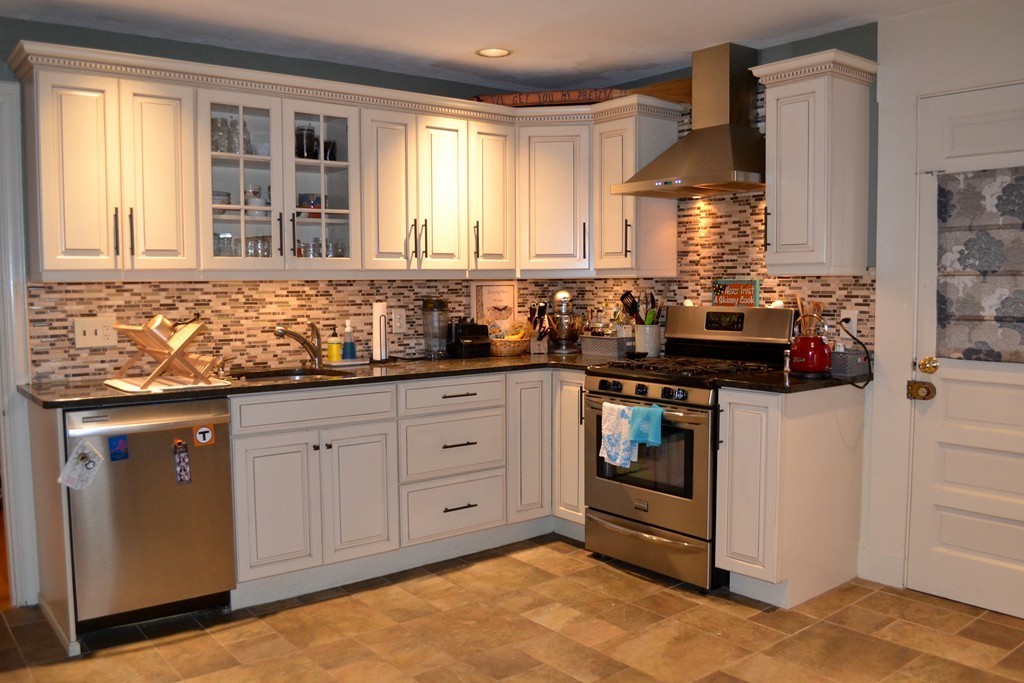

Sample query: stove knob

[598,379,610,391]
[610,381,624,393]
[674,388,688,401]
[635,383,648,396]
[661,387,674,400]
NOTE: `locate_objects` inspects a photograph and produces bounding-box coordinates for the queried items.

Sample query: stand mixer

[547,290,583,354]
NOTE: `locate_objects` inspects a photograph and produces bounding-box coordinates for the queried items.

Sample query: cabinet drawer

[399,375,505,415]
[230,384,396,435]
[400,408,505,482]
[401,470,506,545]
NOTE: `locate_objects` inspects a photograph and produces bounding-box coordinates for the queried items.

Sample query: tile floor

[2,533,1023,682]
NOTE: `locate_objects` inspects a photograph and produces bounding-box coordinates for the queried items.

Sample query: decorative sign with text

[712,279,761,307]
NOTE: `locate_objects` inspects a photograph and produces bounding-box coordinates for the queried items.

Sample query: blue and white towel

[600,402,637,467]
[629,405,664,447]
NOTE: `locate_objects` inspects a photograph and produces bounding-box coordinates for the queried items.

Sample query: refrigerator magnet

[173,438,192,485]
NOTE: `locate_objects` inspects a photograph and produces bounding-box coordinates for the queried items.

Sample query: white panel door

[233,430,323,581]
[321,422,399,563]
[119,80,197,270]
[518,124,590,270]
[507,370,551,522]
[362,109,417,270]
[35,71,120,271]
[593,118,636,269]
[907,81,1024,618]
[469,120,515,270]
[552,370,585,523]
[417,115,467,270]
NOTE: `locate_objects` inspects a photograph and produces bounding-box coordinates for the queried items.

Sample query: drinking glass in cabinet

[211,118,230,153]
[295,125,319,160]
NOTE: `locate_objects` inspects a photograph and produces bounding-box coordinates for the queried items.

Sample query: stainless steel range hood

[612,43,764,198]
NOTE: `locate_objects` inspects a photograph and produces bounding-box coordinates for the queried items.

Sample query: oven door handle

[586,399,708,428]
[586,511,705,552]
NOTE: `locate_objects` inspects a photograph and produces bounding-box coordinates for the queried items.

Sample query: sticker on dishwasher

[193,425,215,446]
[173,439,192,485]
[59,439,104,490]
[108,435,129,461]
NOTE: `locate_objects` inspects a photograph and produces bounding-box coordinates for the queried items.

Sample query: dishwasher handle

[66,410,229,438]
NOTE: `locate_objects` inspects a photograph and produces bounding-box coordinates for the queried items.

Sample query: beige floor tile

[959,618,1024,651]
[723,652,833,682]
[985,612,1024,632]
[850,578,888,591]
[531,577,624,616]
[598,668,664,682]
[504,663,579,682]
[414,660,496,682]
[389,572,478,611]
[351,583,440,622]
[896,653,1016,682]
[632,589,700,617]
[596,603,665,633]
[880,586,986,617]
[30,644,180,683]
[874,619,1008,669]
[516,631,628,682]
[9,621,67,666]
[748,607,818,635]
[324,653,416,682]
[355,624,457,675]
[262,595,398,648]
[668,586,770,621]
[825,605,897,635]
[792,582,877,620]
[1,607,45,628]
[523,602,587,632]
[222,632,296,665]
[557,613,630,648]
[145,628,240,679]
[505,545,593,576]
[440,556,557,600]
[300,635,375,671]
[568,565,667,603]
[185,652,333,682]
[602,619,751,682]
[196,609,277,645]
[676,605,788,651]
[245,597,303,616]
[762,621,919,682]
[458,644,542,679]
[405,602,549,657]
[0,647,27,677]
[493,588,559,615]
[859,591,978,633]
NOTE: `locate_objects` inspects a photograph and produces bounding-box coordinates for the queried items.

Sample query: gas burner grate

[604,356,774,379]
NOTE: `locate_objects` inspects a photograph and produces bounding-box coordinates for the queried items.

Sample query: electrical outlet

[73,316,118,348]
[840,309,859,339]
[392,309,407,333]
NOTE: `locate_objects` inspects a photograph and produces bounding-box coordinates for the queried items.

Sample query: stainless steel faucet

[273,322,322,370]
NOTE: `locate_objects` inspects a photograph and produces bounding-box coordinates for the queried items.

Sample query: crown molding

[752,49,878,87]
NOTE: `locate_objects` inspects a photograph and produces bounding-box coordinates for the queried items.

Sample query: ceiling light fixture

[476,47,511,58]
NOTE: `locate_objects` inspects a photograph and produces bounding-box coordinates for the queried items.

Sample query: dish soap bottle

[342,319,357,360]
[326,325,343,363]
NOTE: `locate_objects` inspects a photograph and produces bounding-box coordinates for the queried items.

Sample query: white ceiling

[0,0,961,91]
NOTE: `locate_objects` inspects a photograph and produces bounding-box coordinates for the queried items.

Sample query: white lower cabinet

[507,370,552,523]
[401,469,506,545]
[231,385,398,581]
[552,370,585,523]
[715,386,865,608]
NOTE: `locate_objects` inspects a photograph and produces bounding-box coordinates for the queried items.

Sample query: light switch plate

[392,309,407,333]
[840,310,859,340]
[73,316,118,348]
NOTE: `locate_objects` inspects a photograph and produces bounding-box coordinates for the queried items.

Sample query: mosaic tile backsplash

[26,193,875,382]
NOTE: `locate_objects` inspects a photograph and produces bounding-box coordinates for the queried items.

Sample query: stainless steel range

[584,305,794,589]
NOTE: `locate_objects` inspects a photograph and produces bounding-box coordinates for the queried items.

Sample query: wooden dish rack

[104,315,229,393]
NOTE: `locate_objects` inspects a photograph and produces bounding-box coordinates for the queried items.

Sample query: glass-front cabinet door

[282,101,361,270]
[198,90,284,270]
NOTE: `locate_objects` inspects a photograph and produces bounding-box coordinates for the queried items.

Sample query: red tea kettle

[790,314,832,375]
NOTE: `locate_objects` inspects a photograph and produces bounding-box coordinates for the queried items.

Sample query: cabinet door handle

[442,440,478,450]
[443,503,478,513]
[473,221,480,260]
[441,392,478,399]
[290,213,297,255]
[128,208,136,256]
[411,219,419,258]
[578,385,584,425]
[422,219,429,258]
[277,213,285,255]
[113,207,120,256]
[624,219,632,256]
[763,206,772,250]
[312,443,320,451]
[582,221,587,259]
[324,442,332,449]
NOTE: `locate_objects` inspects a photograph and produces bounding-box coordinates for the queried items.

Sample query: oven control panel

[584,375,714,408]
[661,387,688,401]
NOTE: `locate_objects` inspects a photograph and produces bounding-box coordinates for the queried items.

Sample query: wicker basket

[490,337,531,356]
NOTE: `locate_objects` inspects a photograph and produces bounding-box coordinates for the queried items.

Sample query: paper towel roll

[372,301,388,361]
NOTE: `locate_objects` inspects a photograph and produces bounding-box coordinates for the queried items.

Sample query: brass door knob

[918,356,940,374]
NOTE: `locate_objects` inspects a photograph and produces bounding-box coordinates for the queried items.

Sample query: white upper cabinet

[361,109,467,271]
[753,50,877,276]
[469,121,516,270]
[517,123,591,270]
[26,70,196,279]
[591,97,682,276]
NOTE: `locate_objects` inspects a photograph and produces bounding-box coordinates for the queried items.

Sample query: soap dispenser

[342,319,357,360]
[326,325,343,363]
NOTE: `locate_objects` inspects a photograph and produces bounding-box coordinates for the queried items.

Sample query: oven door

[584,395,713,540]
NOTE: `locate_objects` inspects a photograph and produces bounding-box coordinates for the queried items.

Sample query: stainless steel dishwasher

[64,399,235,627]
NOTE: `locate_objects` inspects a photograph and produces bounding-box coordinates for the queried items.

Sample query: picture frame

[470,280,518,332]
[712,279,761,306]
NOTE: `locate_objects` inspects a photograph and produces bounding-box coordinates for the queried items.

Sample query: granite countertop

[19,353,869,410]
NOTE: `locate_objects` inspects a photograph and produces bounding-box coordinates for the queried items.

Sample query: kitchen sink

[229,367,355,382]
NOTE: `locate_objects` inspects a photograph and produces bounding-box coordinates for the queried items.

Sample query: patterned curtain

[936,167,1024,363]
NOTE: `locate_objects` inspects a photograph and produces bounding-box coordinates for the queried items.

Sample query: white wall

[862,0,1024,584]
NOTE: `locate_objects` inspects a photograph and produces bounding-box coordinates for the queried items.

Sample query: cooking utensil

[620,291,641,325]
[528,303,538,328]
